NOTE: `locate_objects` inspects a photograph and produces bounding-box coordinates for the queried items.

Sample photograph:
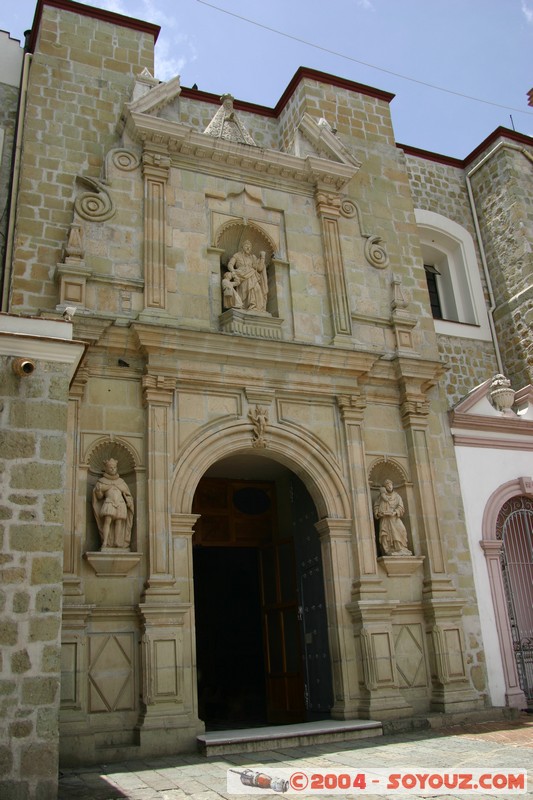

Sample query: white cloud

[522,0,533,23]
[357,0,375,9]
[155,35,195,81]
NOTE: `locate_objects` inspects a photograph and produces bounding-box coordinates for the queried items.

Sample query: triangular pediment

[127,73,182,116]
[453,378,498,417]
[294,113,361,168]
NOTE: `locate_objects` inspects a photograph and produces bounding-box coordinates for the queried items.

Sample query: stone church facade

[0,1,532,797]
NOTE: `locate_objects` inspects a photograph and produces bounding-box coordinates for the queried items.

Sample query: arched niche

[84,437,140,552]
[368,458,412,553]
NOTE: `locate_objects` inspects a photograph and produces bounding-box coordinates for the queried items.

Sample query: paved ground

[58,713,533,800]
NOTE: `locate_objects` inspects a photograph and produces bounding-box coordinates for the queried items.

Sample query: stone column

[315,518,361,719]
[63,367,88,597]
[337,394,384,596]
[141,374,177,600]
[142,150,170,312]
[399,371,481,712]
[315,191,353,346]
[399,379,451,592]
[480,539,526,708]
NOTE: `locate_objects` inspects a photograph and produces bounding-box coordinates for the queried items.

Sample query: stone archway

[481,477,532,708]
[170,421,361,722]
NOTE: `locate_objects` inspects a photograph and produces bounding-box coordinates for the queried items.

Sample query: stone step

[197,719,383,756]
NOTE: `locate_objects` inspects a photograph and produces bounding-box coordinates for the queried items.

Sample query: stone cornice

[123,111,359,191]
[130,323,377,389]
[450,411,533,448]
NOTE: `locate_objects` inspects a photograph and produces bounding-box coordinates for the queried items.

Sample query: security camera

[63,306,77,321]
[12,358,36,376]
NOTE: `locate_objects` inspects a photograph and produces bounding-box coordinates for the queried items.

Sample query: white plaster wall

[455,445,533,706]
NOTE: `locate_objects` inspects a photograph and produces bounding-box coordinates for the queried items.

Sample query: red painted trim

[179,87,277,117]
[274,66,395,113]
[398,143,463,168]
[180,66,394,119]
[464,126,533,165]
[28,0,160,53]
[399,127,533,169]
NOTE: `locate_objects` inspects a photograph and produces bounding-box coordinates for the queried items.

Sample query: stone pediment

[295,113,362,168]
[122,109,359,192]
[449,377,533,446]
[126,72,182,116]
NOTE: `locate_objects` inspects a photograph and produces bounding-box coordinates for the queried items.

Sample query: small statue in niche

[374,479,412,557]
[92,458,134,549]
[224,240,268,312]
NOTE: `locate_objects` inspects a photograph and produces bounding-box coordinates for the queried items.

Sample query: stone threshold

[197,718,383,756]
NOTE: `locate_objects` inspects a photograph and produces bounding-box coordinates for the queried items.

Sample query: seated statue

[374,479,412,556]
[224,240,268,312]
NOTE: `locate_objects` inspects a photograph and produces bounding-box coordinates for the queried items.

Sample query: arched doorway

[496,495,533,708]
[192,455,333,729]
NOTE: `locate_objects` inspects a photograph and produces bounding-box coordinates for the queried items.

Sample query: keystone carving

[248,404,269,448]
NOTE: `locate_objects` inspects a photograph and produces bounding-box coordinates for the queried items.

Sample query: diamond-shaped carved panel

[394,624,428,688]
[88,634,135,713]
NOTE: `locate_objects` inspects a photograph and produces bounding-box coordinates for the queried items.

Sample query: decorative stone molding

[84,550,142,576]
[74,176,115,222]
[248,404,269,448]
[378,555,425,577]
[219,307,284,339]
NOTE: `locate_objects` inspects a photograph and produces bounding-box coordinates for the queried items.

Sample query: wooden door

[260,539,306,723]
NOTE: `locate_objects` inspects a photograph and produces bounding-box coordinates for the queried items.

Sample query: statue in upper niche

[373,479,412,557]
[224,240,268,312]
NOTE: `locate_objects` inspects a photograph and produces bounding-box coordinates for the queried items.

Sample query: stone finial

[488,374,516,414]
[203,94,257,145]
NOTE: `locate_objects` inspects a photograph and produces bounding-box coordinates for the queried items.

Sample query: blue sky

[3,0,533,158]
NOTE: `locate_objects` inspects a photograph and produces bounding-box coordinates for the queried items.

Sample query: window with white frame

[415,209,492,341]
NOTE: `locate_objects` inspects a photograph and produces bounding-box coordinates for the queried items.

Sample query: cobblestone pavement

[58,714,533,800]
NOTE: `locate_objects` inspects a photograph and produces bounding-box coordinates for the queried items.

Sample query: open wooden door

[260,538,306,723]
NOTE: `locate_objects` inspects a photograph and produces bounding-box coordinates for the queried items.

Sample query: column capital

[142,149,171,180]
[337,392,367,421]
[142,374,176,405]
[315,190,342,217]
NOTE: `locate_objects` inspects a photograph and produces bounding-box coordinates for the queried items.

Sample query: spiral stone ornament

[74,177,116,222]
[364,234,389,269]
[110,149,141,172]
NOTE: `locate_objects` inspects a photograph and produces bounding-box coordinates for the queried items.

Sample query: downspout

[1,46,32,311]
[465,140,533,375]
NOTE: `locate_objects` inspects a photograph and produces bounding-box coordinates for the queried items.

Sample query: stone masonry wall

[469,144,533,388]
[10,5,156,314]
[0,354,72,800]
